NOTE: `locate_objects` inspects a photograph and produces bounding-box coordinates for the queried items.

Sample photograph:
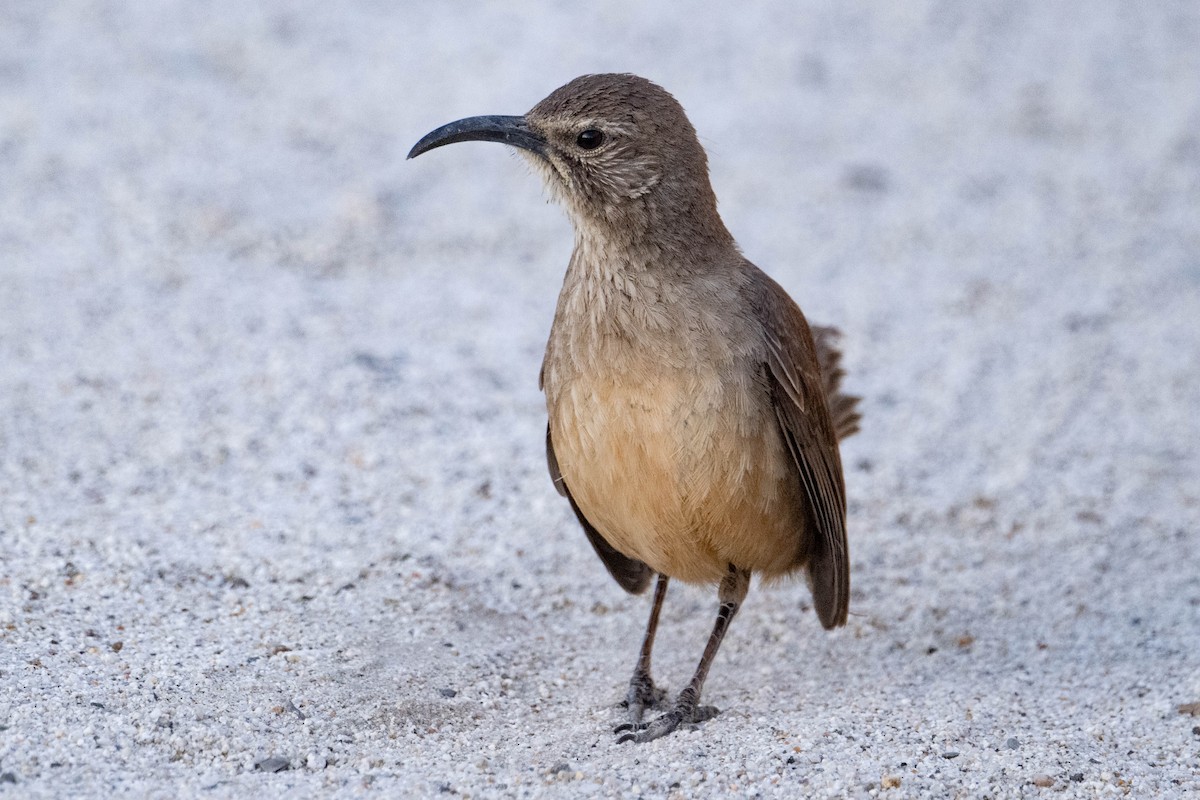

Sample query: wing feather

[755,274,851,628]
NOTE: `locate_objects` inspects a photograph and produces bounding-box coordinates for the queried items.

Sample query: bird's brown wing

[755,274,850,629]
[545,424,653,594]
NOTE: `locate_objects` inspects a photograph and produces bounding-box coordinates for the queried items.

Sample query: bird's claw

[614,703,720,743]
[620,671,667,723]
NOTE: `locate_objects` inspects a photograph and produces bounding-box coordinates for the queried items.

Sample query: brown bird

[408,74,860,743]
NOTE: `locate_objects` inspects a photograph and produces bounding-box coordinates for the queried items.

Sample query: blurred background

[1,1,1197,795]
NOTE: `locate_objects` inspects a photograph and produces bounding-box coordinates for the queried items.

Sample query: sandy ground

[2,1,1199,797]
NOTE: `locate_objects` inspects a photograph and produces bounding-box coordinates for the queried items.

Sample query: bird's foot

[614,692,719,743]
[619,669,666,724]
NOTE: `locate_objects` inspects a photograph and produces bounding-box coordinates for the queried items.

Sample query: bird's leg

[622,574,669,723]
[616,565,750,743]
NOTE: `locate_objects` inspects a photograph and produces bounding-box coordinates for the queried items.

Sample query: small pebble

[942,752,960,759]
[256,756,290,773]
[1032,775,1054,788]
[438,688,457,698]
[1005,737,1020,749]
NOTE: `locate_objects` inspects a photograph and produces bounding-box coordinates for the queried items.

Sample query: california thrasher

[409,74,860,743]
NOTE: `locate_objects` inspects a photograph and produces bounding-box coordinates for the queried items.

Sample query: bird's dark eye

[576,129,605,150]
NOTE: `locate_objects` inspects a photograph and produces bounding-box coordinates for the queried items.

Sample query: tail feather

[811,325,862,441]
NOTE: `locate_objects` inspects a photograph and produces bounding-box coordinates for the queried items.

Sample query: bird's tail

[811,326,861,440]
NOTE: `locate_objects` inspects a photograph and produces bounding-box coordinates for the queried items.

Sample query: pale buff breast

[548,362,809,585]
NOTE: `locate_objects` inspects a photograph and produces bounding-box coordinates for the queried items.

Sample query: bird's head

[409,74,728,247]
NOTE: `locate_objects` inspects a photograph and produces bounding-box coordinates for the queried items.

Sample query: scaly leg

[623,574,669,723]
[616,565,750,743]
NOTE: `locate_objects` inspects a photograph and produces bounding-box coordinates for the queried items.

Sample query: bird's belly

[549,368,805,584]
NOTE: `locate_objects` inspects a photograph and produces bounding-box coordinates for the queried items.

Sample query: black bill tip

[407,115,546,160]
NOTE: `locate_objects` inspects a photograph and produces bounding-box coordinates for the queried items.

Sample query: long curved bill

[407,115,547,160]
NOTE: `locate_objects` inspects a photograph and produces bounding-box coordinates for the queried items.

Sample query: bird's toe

[689,704,720,724]
[620,670,666,723]
[614,700,721,743]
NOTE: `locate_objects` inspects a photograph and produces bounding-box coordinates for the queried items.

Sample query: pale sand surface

[2,2,1198,797]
